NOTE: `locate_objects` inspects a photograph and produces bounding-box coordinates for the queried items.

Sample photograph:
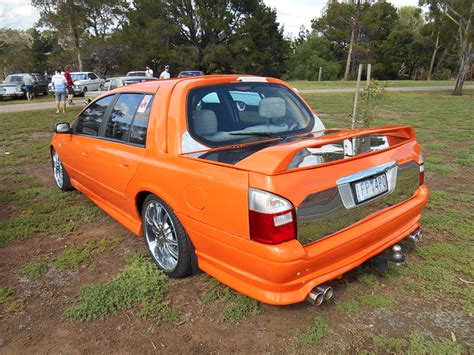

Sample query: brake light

[249,188,296,244]
[418,152,425,185]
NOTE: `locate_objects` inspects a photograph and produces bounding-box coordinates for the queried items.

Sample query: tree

[344,0,361,81]
[121,0,287,76]
[421,0,473,95]
[33,0,129,71]
[288,35,340,80]
[33,0,88,70]
[231,4,289,77]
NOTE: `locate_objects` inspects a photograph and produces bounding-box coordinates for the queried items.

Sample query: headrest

[258,97,286,119]
[193,110,218,136]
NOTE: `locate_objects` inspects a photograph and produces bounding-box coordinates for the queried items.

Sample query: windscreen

[187,83,314,147]
[71,74,87,81]
[5,75,24,83]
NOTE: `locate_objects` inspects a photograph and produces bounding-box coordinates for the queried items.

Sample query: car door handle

[81,151,89,157]
[118,161,130,170]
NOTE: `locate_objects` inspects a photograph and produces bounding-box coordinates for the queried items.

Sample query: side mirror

[54,122,71,134]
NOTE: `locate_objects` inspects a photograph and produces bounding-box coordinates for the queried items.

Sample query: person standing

[64,65,75,105]
[51,69,67,114]
[159,65,171,79]
[145,66,154,77]
[23,74,34,101]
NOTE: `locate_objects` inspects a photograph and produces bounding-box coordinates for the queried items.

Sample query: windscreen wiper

[229,132,277,137]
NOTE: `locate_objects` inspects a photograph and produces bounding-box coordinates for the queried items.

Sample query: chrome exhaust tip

[306,289,324,305]
[407,229,423,243]
[316,285,334,301]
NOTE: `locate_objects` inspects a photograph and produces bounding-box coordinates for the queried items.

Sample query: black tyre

[51,149,73,191]
[82,87,88,96]
[142,194,193,278]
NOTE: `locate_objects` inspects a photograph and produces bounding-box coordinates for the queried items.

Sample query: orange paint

[51,75,429,305]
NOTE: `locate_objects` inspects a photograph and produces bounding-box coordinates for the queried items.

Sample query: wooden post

[318,67,322,81]
[366,63,371,85]
[352,64,363,129]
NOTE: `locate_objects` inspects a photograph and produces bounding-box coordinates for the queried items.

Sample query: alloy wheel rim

[144,201,179,271]
[52,151,64,188]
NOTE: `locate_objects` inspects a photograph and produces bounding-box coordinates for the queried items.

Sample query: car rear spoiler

[236,125,416,175]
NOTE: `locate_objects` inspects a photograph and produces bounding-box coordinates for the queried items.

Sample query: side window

[130,95,153,145]
[105,93,144,142]
[109,79,118,90]
[229,91,263,123]
[88,73,98,80]
[201,92,219,104]
[74,95,115,136]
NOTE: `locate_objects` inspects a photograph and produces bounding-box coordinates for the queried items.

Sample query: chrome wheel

[52,150,64,188]
[144,201,179,272]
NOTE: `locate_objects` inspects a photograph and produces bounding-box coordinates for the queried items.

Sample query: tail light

[418,152,425,185]
[249,188,296,244]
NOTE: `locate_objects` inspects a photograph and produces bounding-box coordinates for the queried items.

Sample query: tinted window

[187,83,314,147]
[75,95,114,136]
[105,94,143,142]
[88,73,98,80]
[130,94,153,145]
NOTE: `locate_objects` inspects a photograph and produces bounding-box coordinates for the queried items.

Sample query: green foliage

[288,35,341,80]
[22,258,49,279]
[221,295,261,323]
[292,315,328,346]
[54,237,122,271]
[200,290,219,305]
[0,108,103,247]
[371,331,463,354]
[357,80,386,127]
[336,299,360,314]
[0,287,14,304]
[359,295,396,309]
[63,253,176,322]
[357,274,379,288]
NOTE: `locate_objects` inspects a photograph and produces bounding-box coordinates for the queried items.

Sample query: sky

[1,0,422,37]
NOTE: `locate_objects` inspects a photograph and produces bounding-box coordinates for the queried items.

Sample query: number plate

[353,173,388,204]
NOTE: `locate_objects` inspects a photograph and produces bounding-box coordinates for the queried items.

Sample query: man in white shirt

[159,65,171,79]
[23,74,34,101]
[51,69,67,114]
[145,66,153,77]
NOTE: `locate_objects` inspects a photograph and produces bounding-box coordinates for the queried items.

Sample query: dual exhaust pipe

[407,228,423,243]
[305,229,423,305]
[306,284,333,306]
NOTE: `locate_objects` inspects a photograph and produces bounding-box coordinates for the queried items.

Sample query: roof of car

[111,74,280,94]
[71,72,95,74]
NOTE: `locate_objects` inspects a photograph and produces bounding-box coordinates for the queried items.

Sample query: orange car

[50,75,428,305]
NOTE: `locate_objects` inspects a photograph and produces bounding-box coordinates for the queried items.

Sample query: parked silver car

[48,71,105,96]
[84,76,158,103]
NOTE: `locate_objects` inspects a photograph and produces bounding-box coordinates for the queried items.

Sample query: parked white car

[48,72,105,96]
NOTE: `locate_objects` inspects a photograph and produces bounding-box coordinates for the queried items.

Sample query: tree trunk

[453,47,472,96]
[451,1,473,96]
[344,0,360,81]
[428,31,440,81]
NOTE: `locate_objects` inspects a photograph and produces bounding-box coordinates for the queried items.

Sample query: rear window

[187,83,314,147]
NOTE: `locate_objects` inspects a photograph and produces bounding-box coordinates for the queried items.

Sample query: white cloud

[0,0,40,29]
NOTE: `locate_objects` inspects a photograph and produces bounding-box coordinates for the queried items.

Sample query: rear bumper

[181,184,429,305]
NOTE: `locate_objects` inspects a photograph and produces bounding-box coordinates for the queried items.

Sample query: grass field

[289,79,465,90]
[0,90,473,352]
[0,94,53,105]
